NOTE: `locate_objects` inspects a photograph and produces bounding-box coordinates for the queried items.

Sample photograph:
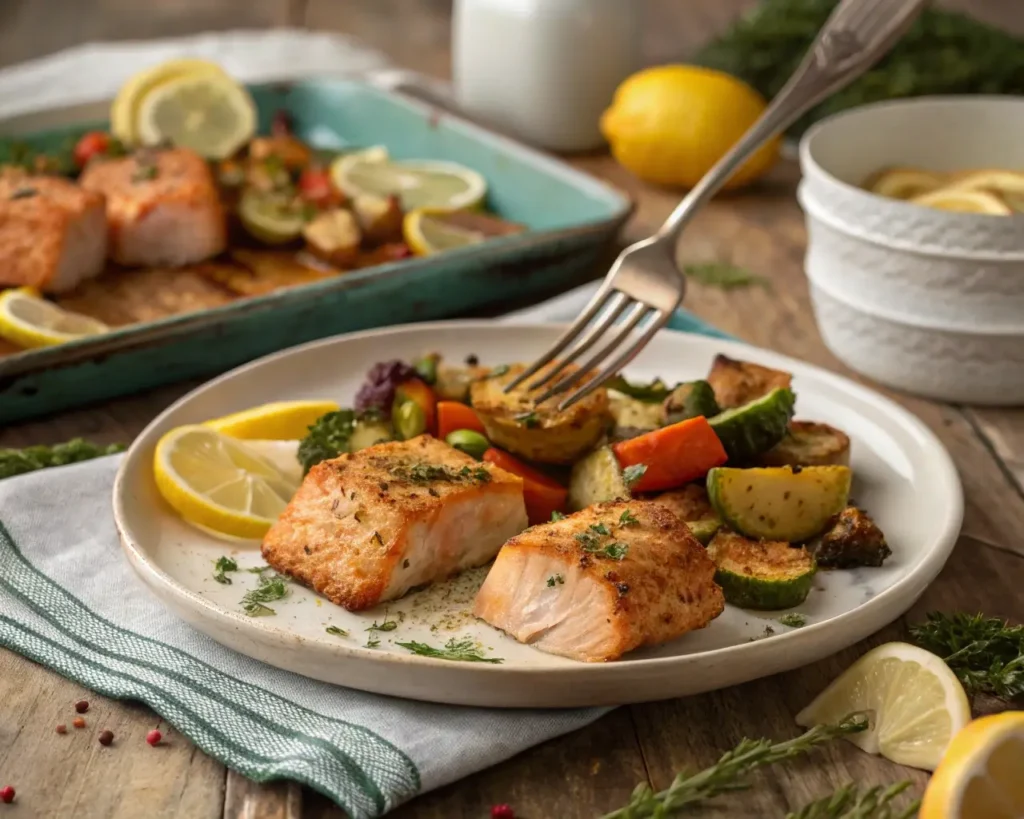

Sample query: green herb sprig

[684,262,769,291]
[240,572,289,617]
[785,782,918,819]
[601,714,868,819]
[396,636,503,664]
[213,557,238,585]
[325,626,349,638]
[910,611,1024,700]
[622,464,647,489]
[366,610,402,633]
[0,439,125,481]
[779,613,807,629]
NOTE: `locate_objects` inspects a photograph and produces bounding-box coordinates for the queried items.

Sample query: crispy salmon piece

[262,435,528,611]
[0,173,106,293]
[79,148,226,267]
[474,500,724,662]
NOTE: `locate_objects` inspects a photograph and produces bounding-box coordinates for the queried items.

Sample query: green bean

[445,429,490,459]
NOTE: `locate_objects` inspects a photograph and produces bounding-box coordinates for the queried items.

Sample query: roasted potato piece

[470,362,610,464]
[608,392,662,436]
[435,363,490,402]
[757,421,851,468]
[810,506,891,568]
[352,194,404,245]
[302,209,361,267]
[567,445,631,511]
[648,484,720,545]
[249,135,313,170]
[706,354,793,409]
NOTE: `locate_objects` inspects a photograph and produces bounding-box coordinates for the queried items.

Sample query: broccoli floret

[297,410,358,474]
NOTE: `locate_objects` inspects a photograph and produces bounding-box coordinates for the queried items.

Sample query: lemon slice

[868,168,946,200]
[153,425,299,540]
[203,400,340,440]
[795,642,970,771]
[331,147,486,211]
[912,189,1013,216]
[135,72,256,159]
[920,711,1024,819]
[0,287,109,349]
[238,188,307,245]
[111,58,228,144]
[403,207,523,255]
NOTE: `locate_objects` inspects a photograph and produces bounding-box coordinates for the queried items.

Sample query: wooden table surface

[2,1,1024,817]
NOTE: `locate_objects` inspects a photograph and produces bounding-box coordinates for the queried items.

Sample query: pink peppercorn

[0,786,14,804]
[491,805,514,819]
[146,729,162,746]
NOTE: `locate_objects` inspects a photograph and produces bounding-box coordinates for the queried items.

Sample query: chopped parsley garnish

[576,526,629,560]
[390,462,491,485]
[131,160,158,183]
[575,530,603,550]
[622,463,648,489]
[213,556,238,585]
[365,635,381,649]
[325,626,349,637]
[778,613,807,628]
[550,510,566,522]
[395,636,503,663]
[240,572,289,617]
[619,509,639,526]
[514,411,540,428]
[604,543,629,560]
[366,610,401,633]
[547,574,565,587]
[590,523,610,536]
[246,565,271,574]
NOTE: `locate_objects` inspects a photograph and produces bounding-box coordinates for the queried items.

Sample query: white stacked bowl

[798,96,1024,405]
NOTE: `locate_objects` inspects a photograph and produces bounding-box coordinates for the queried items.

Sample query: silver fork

[506,0,929,409]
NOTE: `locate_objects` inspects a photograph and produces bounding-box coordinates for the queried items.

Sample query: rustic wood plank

[0,650,225,817]
[223,772,303,819]
[0,0,296,70]
[302,708,647,819]
[962,408,1024,497]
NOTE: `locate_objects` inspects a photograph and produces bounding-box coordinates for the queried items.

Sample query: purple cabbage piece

[355,360,417,415]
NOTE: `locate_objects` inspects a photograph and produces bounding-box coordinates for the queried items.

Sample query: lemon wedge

[796,642,970,771]
[0,287,109,349]
[403,207,523,255]
[912,189,1013,216]
[868,168,946,200]
[203,400,340,441]
[330,147,486,211]
[153,426,299,540]
[946,169,1024,196]
[920,711,1024,819]
[135,72,256,159]
[111,58,228,144]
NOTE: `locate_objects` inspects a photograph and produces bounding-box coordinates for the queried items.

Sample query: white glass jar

[452,0,639,152]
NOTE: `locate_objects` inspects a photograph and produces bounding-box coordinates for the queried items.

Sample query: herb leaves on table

[0,439,125,481]
[684,262,769,291]
[785,782,918,819]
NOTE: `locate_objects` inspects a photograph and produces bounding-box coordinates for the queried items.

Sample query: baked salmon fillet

[474,500,724,662]
[0,172,107,293]
[79,148,226,267]
[262,435,528,611]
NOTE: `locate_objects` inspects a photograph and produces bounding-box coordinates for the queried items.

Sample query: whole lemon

[600,65,780,191]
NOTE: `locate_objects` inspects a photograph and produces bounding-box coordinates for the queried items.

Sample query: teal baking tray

[0,80,631,425]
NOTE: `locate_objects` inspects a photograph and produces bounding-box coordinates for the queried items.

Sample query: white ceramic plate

[114,321,963,708]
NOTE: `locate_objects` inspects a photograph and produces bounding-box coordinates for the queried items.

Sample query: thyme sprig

[600,714,868,819]
[910,611,1024,700]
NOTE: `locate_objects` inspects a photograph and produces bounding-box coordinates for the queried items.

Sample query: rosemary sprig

[910,611,1024,700]
[395,636,503,664]
[684,262,769,291]
[786,782,918,819]
[600,714,868,819]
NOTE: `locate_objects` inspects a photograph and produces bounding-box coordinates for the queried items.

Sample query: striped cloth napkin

[0,282,729,817]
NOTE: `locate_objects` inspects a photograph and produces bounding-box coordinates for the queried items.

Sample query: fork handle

[655,0,927,245]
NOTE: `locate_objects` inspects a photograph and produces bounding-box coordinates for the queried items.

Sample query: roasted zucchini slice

[708,387,795,462]
[809,506,891,568]
[567,445,631,511]
[707,529,816,610]
[348,417,393,452]
[608,391,663,435]
[757,421,851,468]
[706,465,851,543]
[471,362,610,464]
[662,380,720,425]
[706,354,793,409]
[649,484,721,545]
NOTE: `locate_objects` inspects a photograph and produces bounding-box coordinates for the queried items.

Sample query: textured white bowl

[809,278,1024,405]
[798,96,1024,403]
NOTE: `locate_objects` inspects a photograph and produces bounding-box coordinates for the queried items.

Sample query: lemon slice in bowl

[403,208,524,255]
[0,287,109,349]
[153,425,299,540]
[912,189,1013,216]
[795,642,970,771]
[111,58,228,144]
[203,400,340,441]
[135,72,256,159]
[868,168,946,200]
[331,147,486,211]
[920,711,1024,819]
